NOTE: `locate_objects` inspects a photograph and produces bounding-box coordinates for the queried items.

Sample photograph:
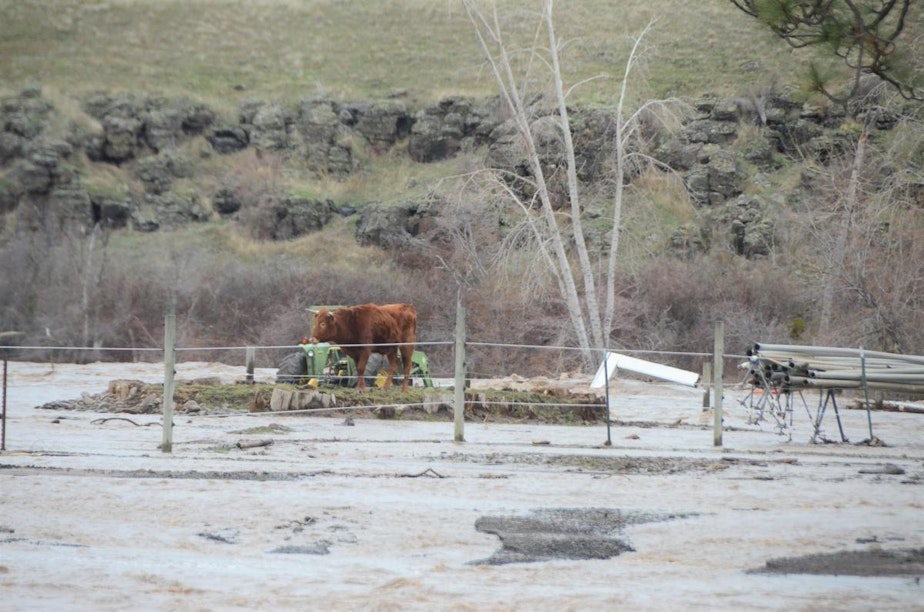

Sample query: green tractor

[274,307,433,389]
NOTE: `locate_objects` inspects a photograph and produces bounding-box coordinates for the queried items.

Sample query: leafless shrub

[804,120,924,354]
[830,202,924,354]
[222,150,286,240]
[631,254,810,363]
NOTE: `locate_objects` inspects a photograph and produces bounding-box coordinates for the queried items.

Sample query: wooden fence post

[453,290,466,443]
[713,321,724,447]
[603,353,612,446]
[0,331,24,452]
[702,361,712,408]
[1,358,6,452]
[161,314,176,453]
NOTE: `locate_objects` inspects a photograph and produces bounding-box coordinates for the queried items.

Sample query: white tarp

[591,351,700,388]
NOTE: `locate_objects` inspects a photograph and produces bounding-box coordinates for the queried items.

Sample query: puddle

[754,548,924,577]
[473,507,693,565]
[269,542,331,555]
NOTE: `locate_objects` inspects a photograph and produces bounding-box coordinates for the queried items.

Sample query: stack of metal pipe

[746,343,924,394]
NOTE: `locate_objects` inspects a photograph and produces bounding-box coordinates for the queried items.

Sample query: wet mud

[474,507,695,565]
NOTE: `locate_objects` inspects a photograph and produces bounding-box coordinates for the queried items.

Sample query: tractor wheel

[362,353,388,387]
[275,352,307,384]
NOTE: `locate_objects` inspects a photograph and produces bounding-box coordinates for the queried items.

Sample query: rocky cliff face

[0,85,908,255]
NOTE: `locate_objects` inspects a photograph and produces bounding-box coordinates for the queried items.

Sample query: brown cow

[309,303,417,392]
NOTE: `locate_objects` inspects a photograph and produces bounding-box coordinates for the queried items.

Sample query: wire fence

[1,315,744,454]
[1,335,730,427]
[3,330,918,453]
[3,339,731,383]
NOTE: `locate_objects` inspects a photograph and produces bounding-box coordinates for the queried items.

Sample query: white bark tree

[818,130,867,340]
[63,222,110,362]
[462,0,678,363]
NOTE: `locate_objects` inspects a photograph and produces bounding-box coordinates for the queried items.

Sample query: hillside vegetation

[1,0,799,107]
[0,0,922,379]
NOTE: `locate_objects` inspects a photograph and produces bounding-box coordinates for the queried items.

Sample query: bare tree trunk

[543,1,602,348]
[603,22,653,341]
[464,0,593,361]
[463,1,662,365]
[818,131,867,339]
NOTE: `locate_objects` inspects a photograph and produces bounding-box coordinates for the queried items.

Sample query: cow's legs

[399,345,413,392]
[354,350,370,392]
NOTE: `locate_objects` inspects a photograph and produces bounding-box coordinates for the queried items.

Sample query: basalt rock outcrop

[0,85,906,257]
[409,95,499,162]
[355,198,432,249]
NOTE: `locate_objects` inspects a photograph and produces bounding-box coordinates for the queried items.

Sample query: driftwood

[858,463,905,475]
[399,468,445,478]
[236,439,274,450]
[91,417,160,427]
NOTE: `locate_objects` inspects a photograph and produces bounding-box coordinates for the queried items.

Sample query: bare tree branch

[604,20,655,341]
[463,0,593,359]
[462,1,685,364]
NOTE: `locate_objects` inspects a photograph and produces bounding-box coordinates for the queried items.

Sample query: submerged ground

[1,361,922,610]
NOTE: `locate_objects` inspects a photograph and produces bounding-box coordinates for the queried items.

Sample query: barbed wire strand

[9,341,735,359]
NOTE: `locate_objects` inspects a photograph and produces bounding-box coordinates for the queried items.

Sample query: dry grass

[0,0,807,110]
[614,168,697,269]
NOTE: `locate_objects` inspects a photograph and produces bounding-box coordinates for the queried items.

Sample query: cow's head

[309,308,336,343]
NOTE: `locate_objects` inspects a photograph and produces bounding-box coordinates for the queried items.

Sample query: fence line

[467,340,718,359]
[4,340,736,379]
[9,340,458,353]
[2,334,734,387]
[0,322,734,451]
[10,338,726,355]
[173,340,458,352]
[5,327,915,451]
[1,342,739,394]
[12,345,162,352]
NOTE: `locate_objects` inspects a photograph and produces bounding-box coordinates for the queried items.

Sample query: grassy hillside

[1,0,805,109]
